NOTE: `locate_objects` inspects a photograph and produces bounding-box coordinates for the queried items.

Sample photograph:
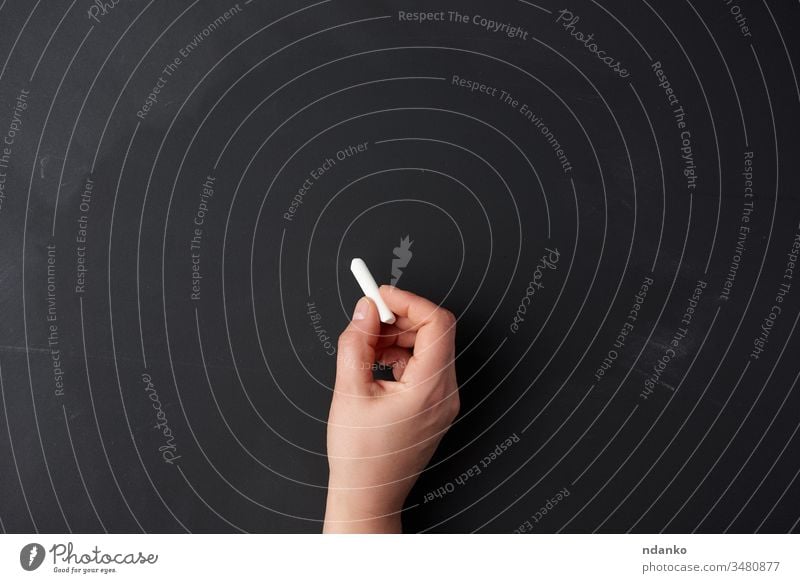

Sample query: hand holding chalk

[324,285,459,533]
[350,258,396,324]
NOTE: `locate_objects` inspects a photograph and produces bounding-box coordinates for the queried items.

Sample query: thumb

[335,296,380,393]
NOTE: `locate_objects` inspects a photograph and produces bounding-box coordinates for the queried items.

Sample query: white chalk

[350,258,396,324]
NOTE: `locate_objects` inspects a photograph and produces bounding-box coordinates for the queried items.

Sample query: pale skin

[323,285,459,533]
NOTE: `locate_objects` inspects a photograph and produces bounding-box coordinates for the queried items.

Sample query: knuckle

[447,393,460,420]
[437,307,457,327]
[337,330,360,352]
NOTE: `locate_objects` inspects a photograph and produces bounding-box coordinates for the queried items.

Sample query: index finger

[379,285,456,369]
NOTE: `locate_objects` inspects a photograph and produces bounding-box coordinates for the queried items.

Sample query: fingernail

[353,297,368,320]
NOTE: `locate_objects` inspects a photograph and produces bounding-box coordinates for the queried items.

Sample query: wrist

[323,488,403,533]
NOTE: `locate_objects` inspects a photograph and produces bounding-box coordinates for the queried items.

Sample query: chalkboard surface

[0,0,798,533]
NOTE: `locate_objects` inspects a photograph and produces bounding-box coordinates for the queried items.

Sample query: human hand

[323,286,459,533]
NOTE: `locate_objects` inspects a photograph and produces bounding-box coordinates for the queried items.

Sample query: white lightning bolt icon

[29,546,38,566]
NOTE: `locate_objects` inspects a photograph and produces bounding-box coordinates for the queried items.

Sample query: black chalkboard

[0,0,798,533]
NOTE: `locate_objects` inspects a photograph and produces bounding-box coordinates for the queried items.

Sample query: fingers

[379,285,442,328]
[335,297,380,394]
[375,326,416,349]
[336,287,457,392]
[379,286,456,375]
[375,346,412,381]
